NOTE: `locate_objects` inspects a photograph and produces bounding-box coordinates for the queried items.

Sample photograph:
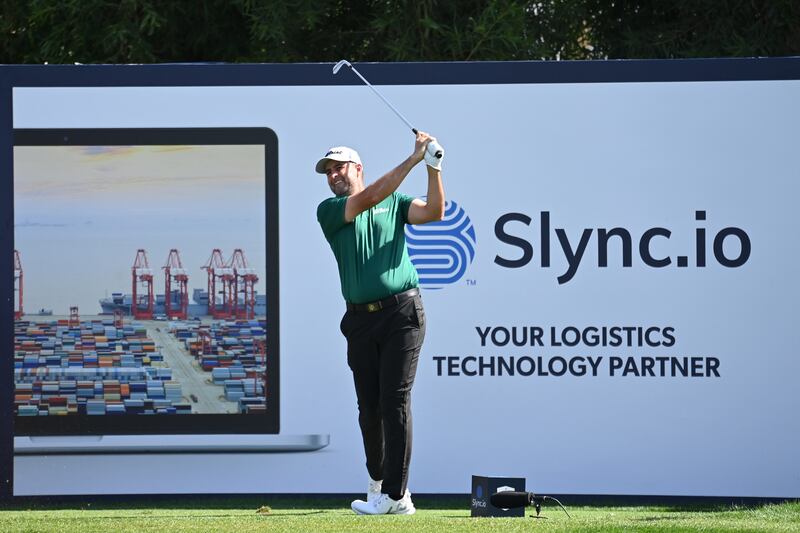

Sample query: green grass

[1,497,798,532]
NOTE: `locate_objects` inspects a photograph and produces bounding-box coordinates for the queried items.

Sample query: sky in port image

[14,144,266,314]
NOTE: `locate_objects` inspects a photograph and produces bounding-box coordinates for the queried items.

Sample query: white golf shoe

[349,478,382,511]
[351,489,416,515]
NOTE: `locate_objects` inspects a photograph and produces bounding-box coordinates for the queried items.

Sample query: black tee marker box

[471,474,526,517]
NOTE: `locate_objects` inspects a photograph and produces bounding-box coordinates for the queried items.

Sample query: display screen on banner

[6,61,799,497]
[12,128,279,437]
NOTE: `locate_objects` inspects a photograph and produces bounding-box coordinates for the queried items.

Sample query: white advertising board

[9,61,799,497]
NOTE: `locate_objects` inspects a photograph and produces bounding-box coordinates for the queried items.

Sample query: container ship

[99,289,266,318]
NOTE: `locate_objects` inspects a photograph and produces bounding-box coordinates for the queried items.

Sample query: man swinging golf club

[316,131,444,515]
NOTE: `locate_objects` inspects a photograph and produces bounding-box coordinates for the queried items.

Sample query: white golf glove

[424,140,444,170]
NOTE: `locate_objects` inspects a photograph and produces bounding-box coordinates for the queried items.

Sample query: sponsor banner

[9,64,800,497]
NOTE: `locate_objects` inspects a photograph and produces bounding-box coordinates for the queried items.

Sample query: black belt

[347,288,419,313]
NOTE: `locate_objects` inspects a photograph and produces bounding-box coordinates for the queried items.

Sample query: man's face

[325,160,359,196]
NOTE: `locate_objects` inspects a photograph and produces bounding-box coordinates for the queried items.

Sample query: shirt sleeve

[317,196,349,241]
[396,193,416,225]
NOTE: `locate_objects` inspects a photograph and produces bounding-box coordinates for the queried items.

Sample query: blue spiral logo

[406,200,476,289]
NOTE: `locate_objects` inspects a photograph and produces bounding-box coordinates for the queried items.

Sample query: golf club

[333,59,443,159]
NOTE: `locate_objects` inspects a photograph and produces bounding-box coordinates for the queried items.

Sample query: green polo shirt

[317,192,419,304]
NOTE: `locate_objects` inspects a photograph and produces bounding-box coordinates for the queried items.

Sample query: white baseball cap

[315,146,362,174]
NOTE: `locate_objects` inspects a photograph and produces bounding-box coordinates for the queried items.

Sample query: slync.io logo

[406,200,476,289]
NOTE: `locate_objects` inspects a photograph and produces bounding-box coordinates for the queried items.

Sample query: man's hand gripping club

[411,132,444,171]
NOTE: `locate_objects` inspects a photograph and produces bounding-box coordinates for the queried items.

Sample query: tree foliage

[581,0,800,59]
[1,0,798,64]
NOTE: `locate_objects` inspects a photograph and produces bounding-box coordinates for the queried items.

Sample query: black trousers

[340,294,426,499]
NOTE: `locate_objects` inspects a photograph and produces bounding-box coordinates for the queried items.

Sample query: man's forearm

[424,165,445,221]
[362,155,420,207]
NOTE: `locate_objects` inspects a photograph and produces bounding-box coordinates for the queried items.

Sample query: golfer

[316,131,444,515]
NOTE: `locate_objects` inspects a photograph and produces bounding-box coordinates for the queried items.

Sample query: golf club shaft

[337,60,442,158]
[345,64,416,133]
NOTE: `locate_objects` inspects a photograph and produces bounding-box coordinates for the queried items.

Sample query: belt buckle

[366,302,381,312]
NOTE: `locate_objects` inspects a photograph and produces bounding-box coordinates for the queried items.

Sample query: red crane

[228,249,259,320]
[203,249,234,319]
[13,250,23,320]
[163,249,189,320]
[131,249,154,320]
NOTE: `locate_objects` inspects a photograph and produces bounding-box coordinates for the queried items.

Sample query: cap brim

[315,155,350,174]
[315,158,331,174]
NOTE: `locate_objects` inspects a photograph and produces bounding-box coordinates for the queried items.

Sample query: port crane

[203,249,234,319]
[163,249,189,320]
[13,250,23,320]
[228,248,259,320]
[132,249,154,320]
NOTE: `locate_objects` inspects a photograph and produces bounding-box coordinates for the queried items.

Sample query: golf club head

[332,60,351,75]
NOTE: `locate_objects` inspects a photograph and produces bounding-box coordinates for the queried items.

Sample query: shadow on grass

[660,503,786,514]
[1,495,472,512]
[0,496,347,512]
[2,495,795,515]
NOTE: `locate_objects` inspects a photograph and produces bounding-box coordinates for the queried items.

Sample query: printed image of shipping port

[13,143,267,418]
